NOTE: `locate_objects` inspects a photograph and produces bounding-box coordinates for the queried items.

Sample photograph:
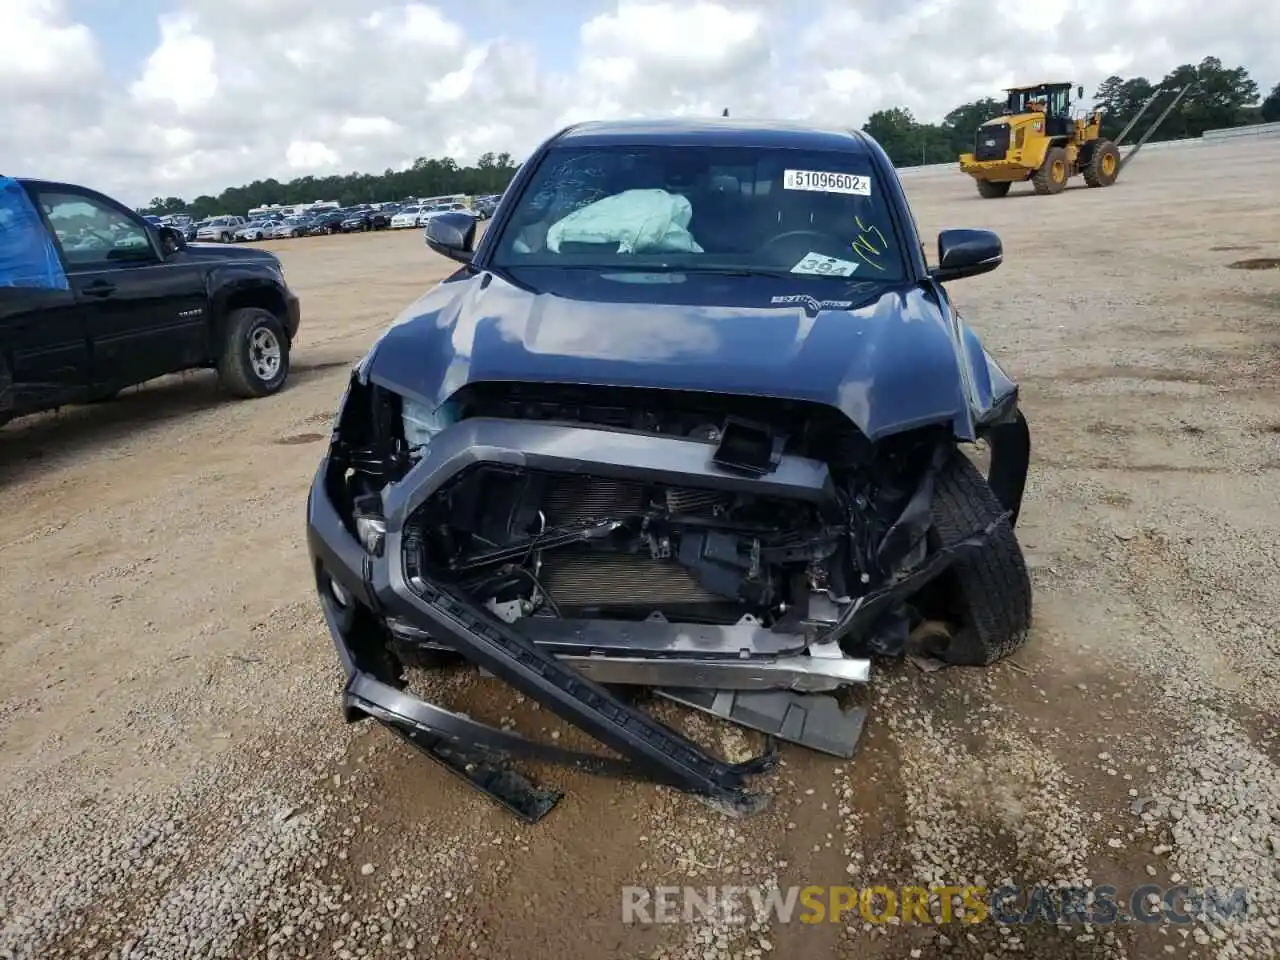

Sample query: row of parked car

[143,194,503,246]
[388,195,500,229]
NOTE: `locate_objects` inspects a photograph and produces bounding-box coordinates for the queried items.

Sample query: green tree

[942,97,1005,156]
[143,152,520,220]
[1262,82,1280,122]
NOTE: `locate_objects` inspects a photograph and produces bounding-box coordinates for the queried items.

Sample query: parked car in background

[308,210,347,235]
[419,202,473,224]
[270,215,313,239]
[196,215,246,243]
[472,196,498,219]
[162,214,198,241]
[390,204,425,228]
[0,175,302,425]
[340,208,390,232]
[234,220,273,241]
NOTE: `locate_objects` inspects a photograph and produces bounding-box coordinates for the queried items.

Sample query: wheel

[216,307,290,398]
[1083,140,1121,187]
[83,389,121,404]
[976,180,1012,199]
[220,231,233,243]
[1032,147,1069,195]
[924,450,1032,666]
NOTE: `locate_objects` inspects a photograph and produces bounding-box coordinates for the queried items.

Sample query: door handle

[81,280,117,297]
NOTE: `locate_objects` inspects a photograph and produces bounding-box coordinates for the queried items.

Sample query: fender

[206,266,291,342]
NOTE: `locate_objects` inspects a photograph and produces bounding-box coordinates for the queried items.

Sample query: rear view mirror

[424,212,476,263]
[929,228,1002,283]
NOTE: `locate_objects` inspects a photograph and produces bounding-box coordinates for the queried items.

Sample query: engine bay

[397,383,947,635]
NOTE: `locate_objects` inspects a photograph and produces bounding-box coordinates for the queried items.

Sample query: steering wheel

[756,229,838,264]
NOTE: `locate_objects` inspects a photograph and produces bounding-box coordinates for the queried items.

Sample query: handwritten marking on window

[851,216,888,271]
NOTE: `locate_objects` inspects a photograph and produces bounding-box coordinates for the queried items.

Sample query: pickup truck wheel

[923,450,1032,666]
[217,308,290,398]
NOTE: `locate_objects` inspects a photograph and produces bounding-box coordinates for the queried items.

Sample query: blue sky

[67,0,592,82]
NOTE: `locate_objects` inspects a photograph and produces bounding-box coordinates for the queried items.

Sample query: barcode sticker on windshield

[791,252,859,277]
[783,169,872,196]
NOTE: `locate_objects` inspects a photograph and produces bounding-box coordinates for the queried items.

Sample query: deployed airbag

[0,176,69,291]
[546,189,704,254]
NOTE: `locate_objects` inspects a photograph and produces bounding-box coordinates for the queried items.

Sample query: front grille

[975,124,1010,161]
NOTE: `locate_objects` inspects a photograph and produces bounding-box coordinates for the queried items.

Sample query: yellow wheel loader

[958,82,1189,198]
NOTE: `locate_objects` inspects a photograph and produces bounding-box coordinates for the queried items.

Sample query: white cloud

[1,0,1276,205]
[0,0,101,93]
[286,140,341,169]
[131,15,218,113]
[339,116,403,138]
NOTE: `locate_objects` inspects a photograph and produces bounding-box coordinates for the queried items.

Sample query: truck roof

[1004,82,1074,92]
[553,117,871,154]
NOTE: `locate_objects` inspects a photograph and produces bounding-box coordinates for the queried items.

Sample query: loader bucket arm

[1113,87,1164,146]
[1118,85,1191,173]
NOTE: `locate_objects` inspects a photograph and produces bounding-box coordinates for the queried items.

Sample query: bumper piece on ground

[387,574,777,816]
[657,688,869,758]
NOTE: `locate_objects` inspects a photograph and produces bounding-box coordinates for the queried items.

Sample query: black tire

[220,231,233,243]
[926,450,1032,666]
[1032,146,1069,195]
[216,307,290,398]
[1083,140,1121,187]
[976,180,1012,199]
[84,389,121,404]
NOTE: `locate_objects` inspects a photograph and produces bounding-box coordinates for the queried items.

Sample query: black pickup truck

[0,176,301,427]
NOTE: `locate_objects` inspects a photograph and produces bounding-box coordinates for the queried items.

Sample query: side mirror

[158,225,187,257]
[929,228,1002,283]
[1077,85,1084,100]
[424,212,476,263]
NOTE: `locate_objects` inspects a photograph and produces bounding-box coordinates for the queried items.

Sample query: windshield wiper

[668,265,798,278]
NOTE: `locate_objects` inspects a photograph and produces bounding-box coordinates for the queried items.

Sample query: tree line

[143,151,520,220]
[145,56,1278,218]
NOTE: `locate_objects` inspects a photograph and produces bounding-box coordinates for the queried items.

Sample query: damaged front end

[307,374,1029,821]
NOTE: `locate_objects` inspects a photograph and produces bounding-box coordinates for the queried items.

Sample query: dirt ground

[2,138,1278,960]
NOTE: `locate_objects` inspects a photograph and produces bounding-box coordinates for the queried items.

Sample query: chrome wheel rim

[249,326,282,381]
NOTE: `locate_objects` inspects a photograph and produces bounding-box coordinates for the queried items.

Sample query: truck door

[0,286,87,415]
[31,185,210,392]
[0,180,88,415]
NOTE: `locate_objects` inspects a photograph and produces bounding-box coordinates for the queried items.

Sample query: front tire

[976,180,1012,199]
[216,308,290,398]
[926,451,1032,666]
[1032,147,1069,195]
[1083,140,1121,187]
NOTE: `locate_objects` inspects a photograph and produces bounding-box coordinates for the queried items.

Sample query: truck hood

[363,267,1017,441]
[180,243,279,265]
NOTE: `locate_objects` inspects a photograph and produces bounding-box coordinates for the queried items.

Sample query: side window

[39,190,154,267]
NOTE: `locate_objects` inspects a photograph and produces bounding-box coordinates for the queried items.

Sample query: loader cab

[1005,83,1076,137]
